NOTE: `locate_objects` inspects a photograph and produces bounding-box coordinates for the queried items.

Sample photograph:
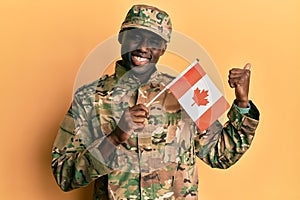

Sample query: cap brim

[121,24,170,43]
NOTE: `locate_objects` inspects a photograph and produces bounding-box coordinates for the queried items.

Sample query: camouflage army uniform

[52,61,260,199]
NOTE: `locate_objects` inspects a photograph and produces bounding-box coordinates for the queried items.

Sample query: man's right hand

[108,104,149,145]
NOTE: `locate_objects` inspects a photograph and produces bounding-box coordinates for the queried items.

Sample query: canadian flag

[147,59,230,132]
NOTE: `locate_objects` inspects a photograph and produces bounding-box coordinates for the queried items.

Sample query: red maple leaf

[192,88,209,106]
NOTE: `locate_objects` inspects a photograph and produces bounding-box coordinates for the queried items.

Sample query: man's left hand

[228,63,251,108]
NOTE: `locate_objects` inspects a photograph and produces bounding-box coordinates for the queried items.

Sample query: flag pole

[146,58,199,107]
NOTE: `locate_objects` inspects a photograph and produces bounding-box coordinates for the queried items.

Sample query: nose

[137,39,150,53]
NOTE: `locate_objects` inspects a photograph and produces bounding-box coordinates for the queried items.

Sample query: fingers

[229,63,251,74]
[229,68,249,76]
[228,78,245,88]
[115,104,149,143]
[229,71,244,78]
[118,103,147,123]
[244,63,251,70]
[128,104,149,128]
[130,114,147,123]
[130,104,149,118]
[228,70,244,88]
[228,63,251,88]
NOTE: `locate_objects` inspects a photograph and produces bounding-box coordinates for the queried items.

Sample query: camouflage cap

[120,4,172,42]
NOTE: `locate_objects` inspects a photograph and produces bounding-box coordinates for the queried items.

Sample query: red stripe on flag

[169,63,206,99]
[194,96,230,132]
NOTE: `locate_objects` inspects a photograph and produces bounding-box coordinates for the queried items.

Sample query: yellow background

[1,0,299,200]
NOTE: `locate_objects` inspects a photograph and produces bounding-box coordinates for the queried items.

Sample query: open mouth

[131,55,150,66]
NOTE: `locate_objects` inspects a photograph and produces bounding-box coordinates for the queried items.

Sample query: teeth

[135,56,147,62]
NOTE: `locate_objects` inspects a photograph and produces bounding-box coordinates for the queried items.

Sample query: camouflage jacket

[52,61,260,200]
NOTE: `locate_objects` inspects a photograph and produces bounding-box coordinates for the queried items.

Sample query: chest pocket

[138,90,185,173]
[145,92,196,168]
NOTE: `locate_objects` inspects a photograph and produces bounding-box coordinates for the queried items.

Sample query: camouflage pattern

[121,4,172,42]
[52,61,260,199]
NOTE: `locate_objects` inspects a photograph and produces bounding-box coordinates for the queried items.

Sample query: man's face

[119,28,167,75]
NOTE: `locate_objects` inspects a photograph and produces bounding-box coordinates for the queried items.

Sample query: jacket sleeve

[195,100,260,169]
[51,94,113,192]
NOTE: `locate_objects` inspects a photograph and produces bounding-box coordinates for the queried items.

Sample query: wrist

[107,131,122,146]
[108,126,131,146]
[235,99,249,108]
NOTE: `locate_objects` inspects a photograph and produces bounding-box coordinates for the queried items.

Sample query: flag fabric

[165,59,230,132]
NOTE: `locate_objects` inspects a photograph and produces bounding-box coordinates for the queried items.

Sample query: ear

[118,31,123,44]
[160,44,167,56]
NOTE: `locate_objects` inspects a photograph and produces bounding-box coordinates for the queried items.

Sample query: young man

[52,4,259,199]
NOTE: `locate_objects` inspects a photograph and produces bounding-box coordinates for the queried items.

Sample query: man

[52,4,259,200]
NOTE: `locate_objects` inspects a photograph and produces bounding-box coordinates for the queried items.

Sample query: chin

[131,63,155,74]
[130,65,148,73]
